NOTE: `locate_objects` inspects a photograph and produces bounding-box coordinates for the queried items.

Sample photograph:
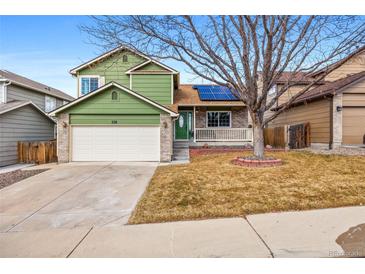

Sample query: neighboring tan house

[0,70,74,166]
[269,46,365,149]
[50,46,252,162]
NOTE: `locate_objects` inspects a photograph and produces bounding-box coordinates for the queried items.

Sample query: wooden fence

[288,123,311,149]
[17,140,57,165]
[264,126,286,148]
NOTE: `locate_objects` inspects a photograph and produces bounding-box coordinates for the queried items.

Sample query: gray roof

[0,100,31,114]
[0,69,74,101]
[0,100,55,123]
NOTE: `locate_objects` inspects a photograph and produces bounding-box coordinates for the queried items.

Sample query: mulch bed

[0,169,49,190]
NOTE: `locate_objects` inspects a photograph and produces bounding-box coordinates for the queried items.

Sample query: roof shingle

[275,71,365,109]
[173,84,245,107]
[0,70,74,101]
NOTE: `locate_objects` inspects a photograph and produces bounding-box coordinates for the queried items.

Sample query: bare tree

[81,16,365,158]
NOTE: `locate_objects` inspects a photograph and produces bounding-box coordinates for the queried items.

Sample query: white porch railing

[195,128,253,142]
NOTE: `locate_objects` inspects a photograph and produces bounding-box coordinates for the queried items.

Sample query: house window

[122,55,128,63]
[207,111,231,127]
[45,96,57,112]
[81,77,99,95]
[111,91,118,101]
[63,100,68,105]
[268,84,277,96]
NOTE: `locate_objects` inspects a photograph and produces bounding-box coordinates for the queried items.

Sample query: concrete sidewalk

[71,218,271,258]
[247,206,365,258]
[1,206,364,257]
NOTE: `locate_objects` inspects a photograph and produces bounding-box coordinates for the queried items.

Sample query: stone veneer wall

[160,114,173,162]
[332,93,343,148]
[195,107,248,128]
[56,113,70,163]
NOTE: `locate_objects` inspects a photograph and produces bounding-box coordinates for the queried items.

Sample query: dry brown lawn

[129,151,365,224]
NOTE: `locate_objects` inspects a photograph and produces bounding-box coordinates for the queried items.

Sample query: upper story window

[122,55,128,63]
[62,100,68,105]
[207,111,231,127]
[268,84,277,96]
[45,95,57,112]
[81,77,99,95]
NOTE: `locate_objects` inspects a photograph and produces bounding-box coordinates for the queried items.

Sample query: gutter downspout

[329,95,334,150]
[0,79,11,103]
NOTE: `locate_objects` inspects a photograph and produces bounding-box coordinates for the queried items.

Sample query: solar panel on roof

[193,85,239,101]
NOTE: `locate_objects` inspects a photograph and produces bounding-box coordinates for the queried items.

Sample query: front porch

[174,106,253,145]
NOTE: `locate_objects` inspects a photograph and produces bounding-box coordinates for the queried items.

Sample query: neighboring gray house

[0,70,74,167]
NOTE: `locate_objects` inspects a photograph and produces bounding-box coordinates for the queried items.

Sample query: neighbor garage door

[342,107,365,145]
[71,126,160,161]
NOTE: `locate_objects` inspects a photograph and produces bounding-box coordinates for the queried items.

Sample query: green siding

[65,86,165,117]
[136,62,169,71]
[78,51,145,87]
[70,114,160,125]
[132,74,172,104]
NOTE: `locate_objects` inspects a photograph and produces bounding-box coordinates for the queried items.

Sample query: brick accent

[231,107,248,127]
[56,113,70,163]
[195,108,206,128]
[195,106,248,128]
[332,93,343,149]
[232,157,283,168]
[160,114,173,162]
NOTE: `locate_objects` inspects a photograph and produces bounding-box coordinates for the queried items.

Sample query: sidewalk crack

[66,226,94,258]
[245,217,275,258]
[169,226,175,257]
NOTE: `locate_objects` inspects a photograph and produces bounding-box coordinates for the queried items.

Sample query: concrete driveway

[0,162,157,232]
[1,163,364,258]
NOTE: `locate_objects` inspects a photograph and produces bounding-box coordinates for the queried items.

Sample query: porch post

[193,106,196,142]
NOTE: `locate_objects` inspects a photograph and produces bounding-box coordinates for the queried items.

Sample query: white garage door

[71,126,160,161]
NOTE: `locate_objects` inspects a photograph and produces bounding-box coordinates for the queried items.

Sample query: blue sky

[0,16,197,98]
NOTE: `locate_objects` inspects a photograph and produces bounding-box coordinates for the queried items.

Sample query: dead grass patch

[129,151,365,224]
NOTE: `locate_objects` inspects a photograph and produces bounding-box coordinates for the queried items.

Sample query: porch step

[173,141,189,149]
[172,147,190,161]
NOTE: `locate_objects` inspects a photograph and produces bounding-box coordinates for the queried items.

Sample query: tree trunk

[253,123,265,159]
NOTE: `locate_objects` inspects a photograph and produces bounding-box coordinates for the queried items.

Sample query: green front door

[175,112,189,139]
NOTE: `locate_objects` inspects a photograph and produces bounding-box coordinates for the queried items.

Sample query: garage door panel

[72,126,160,161]
[343,108,365,145]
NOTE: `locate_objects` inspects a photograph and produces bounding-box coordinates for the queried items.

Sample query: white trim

[206,111,232,128]
[0,101,55,123]
[50,82,178,117]
[70,124,160,127]
[171,74,174,104]
[175,104,246,107]
[130,74,133,89]
[128,71,176,75]
[78,75,101,97]
[69,46,151,75]
[195,128,253,142]
[125,59,178,74]
[193,106,196,142]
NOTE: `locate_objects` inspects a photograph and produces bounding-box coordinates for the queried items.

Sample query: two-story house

[50,46,252,162]
[0,70,74,166]
[268,46,365,149]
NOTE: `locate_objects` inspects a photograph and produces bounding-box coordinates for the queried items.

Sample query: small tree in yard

[82,16,365,159]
